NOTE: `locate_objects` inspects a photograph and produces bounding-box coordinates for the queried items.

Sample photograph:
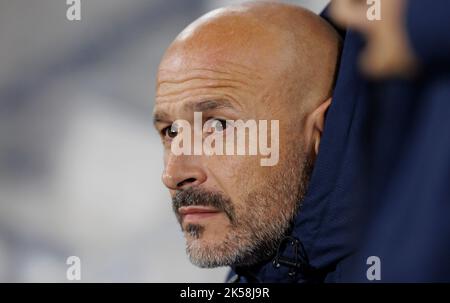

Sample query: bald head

[157,1,341,112]
[154,2,343,268]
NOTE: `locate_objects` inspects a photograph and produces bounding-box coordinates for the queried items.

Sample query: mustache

[172,187,236,224]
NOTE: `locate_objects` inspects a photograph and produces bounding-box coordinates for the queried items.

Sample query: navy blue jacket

[227,0,450,283]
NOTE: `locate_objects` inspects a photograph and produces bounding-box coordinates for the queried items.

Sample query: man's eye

[162,124,178,138]
[206,118,228,133]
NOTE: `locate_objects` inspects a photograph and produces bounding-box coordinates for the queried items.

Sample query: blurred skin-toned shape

[153,2,341,267]
[330,0,418,78]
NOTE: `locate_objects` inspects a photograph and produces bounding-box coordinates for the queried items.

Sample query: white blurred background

[0,0,329,282]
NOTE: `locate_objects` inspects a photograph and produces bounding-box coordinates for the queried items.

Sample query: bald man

[153,1,341,276]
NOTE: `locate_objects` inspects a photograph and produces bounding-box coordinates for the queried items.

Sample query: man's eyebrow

[184,99,235,112]
[153,111,170,126]
[153,99,237,126]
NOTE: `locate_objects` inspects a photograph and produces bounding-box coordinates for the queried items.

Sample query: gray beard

[184,154,314,268]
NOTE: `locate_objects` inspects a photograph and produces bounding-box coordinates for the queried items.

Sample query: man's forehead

[157,55,262,83]
[153,98,242,125]
[155,44,275,97]
[155,98,236,110]
[155,56,264,109]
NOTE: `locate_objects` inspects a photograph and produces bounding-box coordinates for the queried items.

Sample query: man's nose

[162,154,207,190]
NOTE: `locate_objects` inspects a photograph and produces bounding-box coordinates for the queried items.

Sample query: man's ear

[309,98,332,156]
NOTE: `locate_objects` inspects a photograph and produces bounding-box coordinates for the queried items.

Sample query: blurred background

[0,0,329,282]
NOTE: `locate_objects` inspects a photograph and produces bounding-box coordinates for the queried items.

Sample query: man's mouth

[178,206,221,223]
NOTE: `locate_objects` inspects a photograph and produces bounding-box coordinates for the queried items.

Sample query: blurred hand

[330,0,418,78]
